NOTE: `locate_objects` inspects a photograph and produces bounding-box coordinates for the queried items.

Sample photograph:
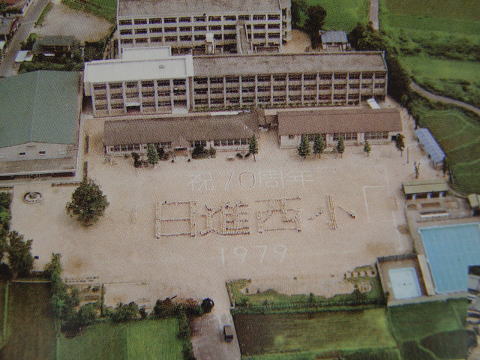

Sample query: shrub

[208,147,216,158]
[110,302,139,323]
[177,310,190,339]
[201,298,215,313]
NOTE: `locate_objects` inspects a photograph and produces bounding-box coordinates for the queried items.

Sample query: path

[369,0,379,30]
[0,0,49,77]
[410,82,480,117]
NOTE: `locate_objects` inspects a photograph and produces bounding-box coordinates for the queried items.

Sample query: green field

[400,56,480,107]
[234,308,397,357]
[58,318,184,360]
[410,99,480,194]
[62,0,116,22]
[0,282,56,360]
[388,299,470,360]
[310,0,369,32]
[388,300,467,342]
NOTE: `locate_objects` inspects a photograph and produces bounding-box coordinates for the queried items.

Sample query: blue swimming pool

[420,223,480,294]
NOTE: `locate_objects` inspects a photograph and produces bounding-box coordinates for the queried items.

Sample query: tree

[7,231,34,279]
[201,298,215,313]
[312,134,325,158]
[110,302,139,322]
[348,23,367,49]
[75,303,97,327]
[291,0,307,28]
[131,152,141,168]
[249,135,258,161]
[192,143,206,159]
[66,179,109,226]
[153,297,177,318]
[297,135,310,159]
[363,140,371,157]
[336,136,345,158]
[147,144,159,166]
[395,133,405,156]
[304,5,327,47]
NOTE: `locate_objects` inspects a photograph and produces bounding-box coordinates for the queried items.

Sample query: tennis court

[420,223,480,294]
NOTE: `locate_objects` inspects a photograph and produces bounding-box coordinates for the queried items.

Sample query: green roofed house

[402,179,449,200]
[0,71,81,178]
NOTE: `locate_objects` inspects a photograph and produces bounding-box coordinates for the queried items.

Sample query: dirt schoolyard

[10,105,442,315]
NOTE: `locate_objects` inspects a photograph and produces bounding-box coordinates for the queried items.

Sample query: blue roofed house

[415,128,445,170]
[0,71,81,178]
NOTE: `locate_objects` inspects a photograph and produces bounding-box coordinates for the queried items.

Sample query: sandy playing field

[34,1,112,42]
[10,104,442,315]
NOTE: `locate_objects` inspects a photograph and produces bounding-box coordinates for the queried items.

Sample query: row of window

[194,83,384,94]
[193,72,385,84]
[119,24,281,36]
[94,80,184,91]
[291,132,389,141]
[18,151,46,156]
[118,14,282,26]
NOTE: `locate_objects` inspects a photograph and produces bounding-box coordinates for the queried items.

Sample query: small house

[320,31,349,51]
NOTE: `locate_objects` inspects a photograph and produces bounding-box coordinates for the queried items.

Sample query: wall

[0,142,72,161]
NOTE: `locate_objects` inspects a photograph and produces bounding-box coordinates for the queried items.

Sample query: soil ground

[34,1,112,42]
[9,101,443,318]
[282,30,311,53]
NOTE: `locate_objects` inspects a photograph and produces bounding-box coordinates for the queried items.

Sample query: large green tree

[7,231,34,279]
[304,5,327,47]
[66,179,109,226]
[395,133,405,156]
[363,140,371,157]
[249,135,258,161]
[313,134,325,158]
[291,0,307,28]
[297,135,310,159]
[336,136,345,158]
[147,144,159,166]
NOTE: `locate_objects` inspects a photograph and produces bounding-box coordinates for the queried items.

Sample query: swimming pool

[420,223,480,294]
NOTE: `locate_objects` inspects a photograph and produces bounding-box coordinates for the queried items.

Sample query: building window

[288,74,301,81]
[180,26,192,32]
[253,14,266,20]
[19,152,26,156]
[135,28,147,34]
[164,17,176,23]
[150,28,162,33]
[149,18,162,24]
[365,131,388,140]
[151,37,162,42]
[194,16,206,22]
[136,38,148,43]
[224,15,236,21]
[121,39,133,44]
[194,35,206,41]
[239,15,250,20]
[349,73,360,79]
[120,29,132,35]
[180,35,192,41]
[134,19,147,25]
[158,80,170,87]
[333,132,357,141]
[38,151,45,155]
[179,17,191,22]
[165,36,177,42]
[268,14,280,20]
[119,19,132,25]
[209,16,221,21]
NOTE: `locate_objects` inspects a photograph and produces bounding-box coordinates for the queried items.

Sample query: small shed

[402,179,448,200]
[32,35,78,57]
[320,31,349,51]
[415,128,445,169]
[468,194,480,216]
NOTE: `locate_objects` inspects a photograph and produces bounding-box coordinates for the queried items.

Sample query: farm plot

[234,308,397,357]
[0,282,56,360]
[58,318,184,360]
[411,100,480,194]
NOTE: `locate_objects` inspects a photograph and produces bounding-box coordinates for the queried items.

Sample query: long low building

[103,112,257,156]
[277,108,402,148]
[84,48,388,117]
[0,71,81,178]
[117,0,291,54]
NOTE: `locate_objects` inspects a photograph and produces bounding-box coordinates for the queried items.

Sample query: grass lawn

[0,282,56,360]
[58,318,184,360]
[298,0,369,32]
[62,0,116,22]
[234,308,397,357]
[410,99,480,194]
[387,299,467,342]
[400,56,480,107]
[228,275,383,312]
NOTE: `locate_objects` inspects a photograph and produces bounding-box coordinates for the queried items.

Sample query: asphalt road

[0,0,50,77]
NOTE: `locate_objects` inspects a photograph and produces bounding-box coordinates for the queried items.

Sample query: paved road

[0,0,50,77]
[369,0,379,30]
[191,311,241,360]
[410,82,480,117]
